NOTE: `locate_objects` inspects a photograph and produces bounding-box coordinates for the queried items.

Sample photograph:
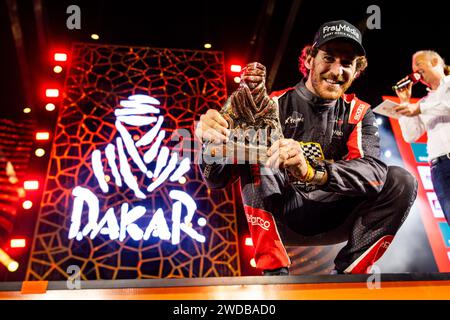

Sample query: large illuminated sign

[68,95,205,245]
[27,44,240,280]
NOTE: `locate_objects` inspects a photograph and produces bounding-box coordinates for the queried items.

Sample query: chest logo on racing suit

[285,111,304,127]
[349,101,370,124]
[332,118,344,138]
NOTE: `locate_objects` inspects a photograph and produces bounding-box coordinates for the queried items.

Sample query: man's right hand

[194,109,230,144]
[394,76,413,103]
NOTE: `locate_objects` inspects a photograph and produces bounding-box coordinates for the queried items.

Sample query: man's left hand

[393,102,421,117]
[265,139,308,179]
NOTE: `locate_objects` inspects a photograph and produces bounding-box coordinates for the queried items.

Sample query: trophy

[203,62,284,164]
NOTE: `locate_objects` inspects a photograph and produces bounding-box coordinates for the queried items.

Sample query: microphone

[392,73,421,91]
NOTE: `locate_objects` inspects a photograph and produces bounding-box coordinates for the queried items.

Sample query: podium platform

[1,273,450,300]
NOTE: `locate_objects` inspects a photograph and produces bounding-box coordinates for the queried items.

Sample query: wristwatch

[306,155,327,185]
[310,165,327,185]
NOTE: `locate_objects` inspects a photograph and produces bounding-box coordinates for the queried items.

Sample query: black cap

[313,20,365,55]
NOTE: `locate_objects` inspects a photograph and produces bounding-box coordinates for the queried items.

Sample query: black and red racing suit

[199,80,417,273]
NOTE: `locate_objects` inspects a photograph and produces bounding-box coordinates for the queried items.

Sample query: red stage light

[10,238,26,249]
[53,65,63,74]
[54,53,67,62]
[46,89,59,98]
[22,200,33,210]
[0,248,19,272]
[45,103,56,111]
[35,148,46,157]
[36,131,50,141]
[245,237,253,247]
[24,180,39,190]
[230,65,242,73]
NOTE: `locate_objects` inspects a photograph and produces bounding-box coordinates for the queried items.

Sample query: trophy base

[203,142,269,165]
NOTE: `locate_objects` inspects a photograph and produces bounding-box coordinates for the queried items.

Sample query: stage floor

[1,273,450,300]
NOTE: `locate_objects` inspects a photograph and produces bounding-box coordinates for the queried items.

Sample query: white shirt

[398,75,450,160]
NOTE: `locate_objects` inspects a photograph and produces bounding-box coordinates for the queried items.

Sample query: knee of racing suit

[383,165,418,224]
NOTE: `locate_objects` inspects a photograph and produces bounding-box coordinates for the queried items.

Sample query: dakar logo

[246,213,271,231]
[68,94,206,245]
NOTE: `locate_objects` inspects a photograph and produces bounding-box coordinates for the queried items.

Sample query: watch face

[308,157,326,171]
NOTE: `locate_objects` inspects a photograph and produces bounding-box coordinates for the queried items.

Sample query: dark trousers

[238,165,417,272]
[431,157,450,224]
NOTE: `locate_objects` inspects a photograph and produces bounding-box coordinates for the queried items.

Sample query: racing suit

[199,80,418,274]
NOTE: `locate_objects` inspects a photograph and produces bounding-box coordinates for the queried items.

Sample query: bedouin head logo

[68,94,206,245]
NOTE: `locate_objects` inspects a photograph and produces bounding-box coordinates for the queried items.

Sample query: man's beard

[310,69,353,100]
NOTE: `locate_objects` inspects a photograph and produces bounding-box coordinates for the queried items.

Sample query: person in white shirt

[394,50,450,224]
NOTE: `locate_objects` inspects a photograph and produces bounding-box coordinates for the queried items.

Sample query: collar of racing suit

[294,80,337,111]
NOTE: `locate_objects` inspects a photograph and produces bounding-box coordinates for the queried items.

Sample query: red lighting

[54,53,67,62]
[10,238,26,248]
[245,237,253,247]
[53,65,63,74]
[22,200,33,209]
[230,65,242,73]
[36,131,50,141]
[35,148,46,157]
[45,103,56,111]
[46,89,59,98]
[24,180,39,190]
